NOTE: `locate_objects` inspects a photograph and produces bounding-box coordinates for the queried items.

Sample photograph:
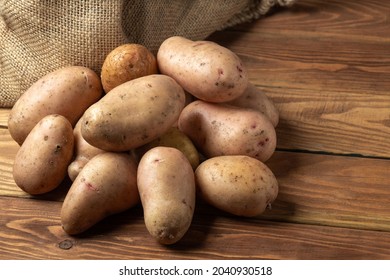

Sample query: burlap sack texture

[0,0,296,108]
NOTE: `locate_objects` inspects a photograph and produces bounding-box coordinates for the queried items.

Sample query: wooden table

[1,0,389,259]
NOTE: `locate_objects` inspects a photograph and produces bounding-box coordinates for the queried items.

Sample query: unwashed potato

[225,83,279,127]
[136,127,200,170]
[61,152,139,235]
[195,155,278,217]
[178,100,277,162]
[8,66,102,145]
[13,114,74,195]
[157,36,248,103]
[81,74,185,152]
[101,43,158,93]
[137,147,195,244]
[67,118,105,181]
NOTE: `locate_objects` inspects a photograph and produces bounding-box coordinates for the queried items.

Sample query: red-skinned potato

[157,36,248,103]
[67,118,105,181]
[8,66,102,145]
[137,147,195,245]
[13,114,74,195]
[225,83,279,127]
[61,152,139,235]
[195,155,278,217]
[178,100,277,162]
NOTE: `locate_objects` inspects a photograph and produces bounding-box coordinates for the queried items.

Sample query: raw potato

[137,127,200,170]
[81,74,185,151]
[157,36,248,103]
[137,147,195,244]
[13,114,74,195]
[178,100,277,162]
[8,66,103,145]
[195,155,278,217]
[225,83,279,127]
[61,152,139,235]
[101,44,158,93]
[67,118,105,181]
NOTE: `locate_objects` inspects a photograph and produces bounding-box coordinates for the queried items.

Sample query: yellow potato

[157,36,248,103]
[178,100,277,162]
[13,114,74,195]
[8,66,102,145]
[137,147,195,244]
[67,118,105,181]
[61,152,139,235]
[195,155,278,217]
[225,83,279,127]
[137,127,200,170]
[81,74,185,151]
[101,43,158,93]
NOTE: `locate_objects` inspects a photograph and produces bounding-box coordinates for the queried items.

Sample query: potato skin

[61,152,139,235]
[67,118,105,181]
[225,83,279,127]
[195,156,278,217]
[8,66,103,145]
[137,147,195,244]
[12,114,74,195]
[101,43,158,93]
[81,74,185,151]
[157,36,248,103]
[178,100,277,162]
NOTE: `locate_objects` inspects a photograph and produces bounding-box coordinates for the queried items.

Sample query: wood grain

[208,0,390,158]
[1,196,389,260]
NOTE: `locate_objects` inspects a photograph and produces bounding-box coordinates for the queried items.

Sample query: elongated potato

[61,152,139,235]
[225,83,279,127]
[195,155,278,217]
[137,147,195,244]
[8,66,103,145]
[67,118,105,181]
[81,74,185,151]
[178,100,277,162]
[157,36,248,103]
[13,114,74,195]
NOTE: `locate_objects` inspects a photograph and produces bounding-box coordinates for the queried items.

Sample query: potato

[61,152,139,235]
[195,155,278,217]
[178,100,277,162]
[137,147,195,244]
[101,43,158,93]
[67,118,105,181]
[137,127,200,170]
[13,114,74,195]
[81,74,185,152]
[8,66,103,145]
[157,36,248,103]
[225,83,279,127]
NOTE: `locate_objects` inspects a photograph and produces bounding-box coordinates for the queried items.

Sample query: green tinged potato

[13,114,74,195]
[61,152,139,235]
[195,155,278,217]
[137,147,195,244]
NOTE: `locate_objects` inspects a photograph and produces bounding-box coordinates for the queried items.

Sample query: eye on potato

[178,100,277,162]
[157,36,248,103]
[137,147,196,244]
[195,155,278,217]
[8,66,103,145]
[101,43,158,93]
[61,152,139,235]
[13,114,74,195]
[81,74,185,152]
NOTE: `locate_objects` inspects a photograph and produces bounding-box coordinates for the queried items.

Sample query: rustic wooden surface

[0,0,389,259]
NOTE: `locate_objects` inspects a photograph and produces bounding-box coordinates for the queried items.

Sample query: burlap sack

[0,0,296,107]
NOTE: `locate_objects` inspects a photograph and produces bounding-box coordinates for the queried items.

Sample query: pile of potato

[8,36,279,245]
